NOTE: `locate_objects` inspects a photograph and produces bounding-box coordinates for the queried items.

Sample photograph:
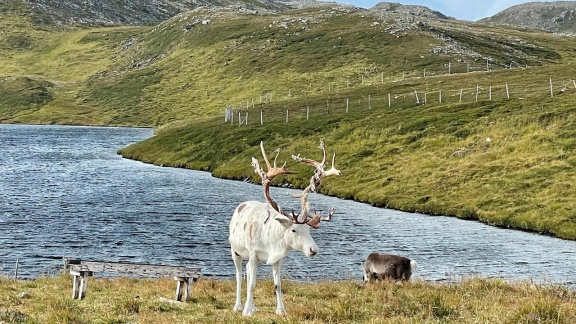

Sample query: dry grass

[1,275,575,323]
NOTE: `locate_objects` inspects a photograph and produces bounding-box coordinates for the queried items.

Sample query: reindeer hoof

[242,305,257,316]
[276,308,287,316]
[233,304,243,312]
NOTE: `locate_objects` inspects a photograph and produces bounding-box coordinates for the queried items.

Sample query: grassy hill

[2,4,576,239]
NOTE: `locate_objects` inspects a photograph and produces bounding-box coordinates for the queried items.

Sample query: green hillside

[2,4,576,239]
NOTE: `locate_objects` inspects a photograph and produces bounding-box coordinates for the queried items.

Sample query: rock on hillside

[25,0,303,26]
[479,1,576,35]
[369,1,454,20]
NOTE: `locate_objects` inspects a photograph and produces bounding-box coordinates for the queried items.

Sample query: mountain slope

[25,0,298,26]
[479,1,576,34]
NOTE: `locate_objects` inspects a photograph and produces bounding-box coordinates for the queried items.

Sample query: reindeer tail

[410,260,418,273]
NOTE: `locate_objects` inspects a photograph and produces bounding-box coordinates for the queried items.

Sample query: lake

[1,124,575,287]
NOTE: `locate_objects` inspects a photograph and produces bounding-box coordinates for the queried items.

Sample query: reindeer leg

[272,260,286,315]
[231,248,243,312]
[243,256,258,316]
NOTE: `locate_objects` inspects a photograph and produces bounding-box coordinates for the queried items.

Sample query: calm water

[1,124,575,287]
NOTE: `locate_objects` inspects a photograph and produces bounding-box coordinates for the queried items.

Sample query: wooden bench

[64,259,200,302]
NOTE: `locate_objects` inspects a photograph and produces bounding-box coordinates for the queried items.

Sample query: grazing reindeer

[229,141,340,316]
[363,252,417,283]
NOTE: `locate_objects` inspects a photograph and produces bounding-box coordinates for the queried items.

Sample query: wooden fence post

[415,90,420,104]
[459,89,463,103]
[476,85,479,101]
[388,93,391,107]
[346,99,349,113]
[489,86,492,101]
[550,78,554,98]
[286,110,288,123]
[368,94,371,109]
[307,106,309,120]
[260,111,263,125]
[439,90,442,104]
[506,83,510,99]
[14,259,19,280]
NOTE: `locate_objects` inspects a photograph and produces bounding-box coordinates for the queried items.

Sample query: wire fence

[225,76,576,126]
[0,259,65,280]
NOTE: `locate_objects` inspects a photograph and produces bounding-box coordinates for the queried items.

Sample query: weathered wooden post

[346,99,349,113]
[459,89,463,103]
[307,106,309,120]
[368,94,371,109]
[286,110,288,123]
[439,90,442,104]
[388,93,391,107]
[448,62,451,74]
[415,90,420,104]
[506,83,510,99]
[260,111,263,125]
[550,78,554,98]
[476,85,479,101]
[14,259,19,280]
[489,86,492,100]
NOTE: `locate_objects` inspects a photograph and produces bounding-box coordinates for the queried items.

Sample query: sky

[340,0,561,21]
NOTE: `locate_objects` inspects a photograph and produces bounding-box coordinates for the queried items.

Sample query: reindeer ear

[275,216,293,229]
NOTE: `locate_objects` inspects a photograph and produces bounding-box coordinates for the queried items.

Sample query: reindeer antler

[291,140,341,227]
[252,141,296,212]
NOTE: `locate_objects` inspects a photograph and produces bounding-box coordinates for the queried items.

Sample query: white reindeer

[363,252,417,283]
[228,141,340,316]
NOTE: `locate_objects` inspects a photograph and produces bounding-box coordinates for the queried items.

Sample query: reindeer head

[275,215,318,257]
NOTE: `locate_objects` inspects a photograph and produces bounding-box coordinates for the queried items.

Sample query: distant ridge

[369,2,454,20]
[479,1,576,34]
[24,0,301,26]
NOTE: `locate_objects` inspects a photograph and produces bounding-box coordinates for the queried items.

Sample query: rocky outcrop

[479,1,576,35]
[369,2,454,20]
[25,0,302,26]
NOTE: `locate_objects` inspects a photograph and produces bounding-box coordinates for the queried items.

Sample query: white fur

[229,201,318,316]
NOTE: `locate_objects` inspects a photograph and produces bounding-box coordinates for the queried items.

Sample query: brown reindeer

[363,252,417,283]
